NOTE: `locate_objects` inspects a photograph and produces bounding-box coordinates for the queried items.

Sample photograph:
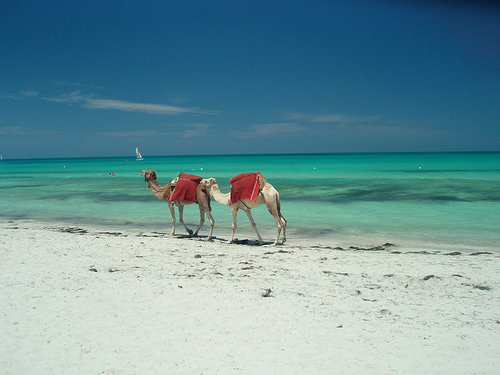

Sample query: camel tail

[275,194,286,222]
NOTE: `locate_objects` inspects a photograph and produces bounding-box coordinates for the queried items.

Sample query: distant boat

[136,147,143,160]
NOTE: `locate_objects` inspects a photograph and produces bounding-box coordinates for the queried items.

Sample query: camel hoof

[206,237,214,242]
[187,230,194,236]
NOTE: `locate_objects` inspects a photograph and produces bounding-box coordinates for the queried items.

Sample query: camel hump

[196,183,206,194]
[178,173,203,183]
[230,172,260,184]
[228,172,267,187]
[164,181,174,200]
[259,174,267,187]
[196,183,211,211]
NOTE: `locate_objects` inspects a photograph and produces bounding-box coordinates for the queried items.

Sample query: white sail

[136,147,143,160]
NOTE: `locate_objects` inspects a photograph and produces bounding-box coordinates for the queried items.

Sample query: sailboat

[136,147,143,160]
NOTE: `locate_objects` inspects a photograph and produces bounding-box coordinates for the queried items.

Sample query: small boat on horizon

[136,147,143,160]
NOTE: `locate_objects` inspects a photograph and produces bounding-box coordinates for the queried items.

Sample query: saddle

[229,172,262,204]
[169,173,203,202]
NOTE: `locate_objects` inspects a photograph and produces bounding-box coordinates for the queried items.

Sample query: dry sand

[1,220,499,374]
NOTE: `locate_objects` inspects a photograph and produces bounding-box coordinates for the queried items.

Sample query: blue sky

[1,0,499,159]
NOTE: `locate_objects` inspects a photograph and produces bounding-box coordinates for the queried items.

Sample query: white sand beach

[1,220,499,374]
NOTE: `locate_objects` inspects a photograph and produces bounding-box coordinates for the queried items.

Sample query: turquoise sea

[1,153,499,251]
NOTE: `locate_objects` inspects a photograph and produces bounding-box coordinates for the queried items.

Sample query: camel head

[201,178,217,190]
[140,170,157,182]
[140,170,159,189]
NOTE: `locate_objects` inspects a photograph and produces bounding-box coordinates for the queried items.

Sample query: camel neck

[148,180,166,200]
[210,184,231,206]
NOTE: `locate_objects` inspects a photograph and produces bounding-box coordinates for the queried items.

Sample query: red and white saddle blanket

[169,173,203,202]
[229,172,261,205]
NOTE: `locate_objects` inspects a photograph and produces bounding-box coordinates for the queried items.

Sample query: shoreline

[1,219,499,373]
[2,216,498,255]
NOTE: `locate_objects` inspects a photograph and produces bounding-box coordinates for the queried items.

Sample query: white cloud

[42,91,217,115]
[284,111,378,124]
[54,81,84,87]
[234,123,307,138]
[0,126,65,137]
[311,114,378,123]
[102,130,166,138]
[281,111,451,143]
[20,90,39,97]
[1,90,39,100]
[85,98,191,115]
[43,91,86,103]
[0,126,32,135]
[99,123,212,139]
[184,123,210,138]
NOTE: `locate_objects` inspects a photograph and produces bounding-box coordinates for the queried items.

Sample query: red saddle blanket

[169,173,203,202]
[229,172,261,204]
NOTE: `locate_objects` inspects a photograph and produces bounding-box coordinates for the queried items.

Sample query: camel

[140,170,214,240]
[201,174,286,245]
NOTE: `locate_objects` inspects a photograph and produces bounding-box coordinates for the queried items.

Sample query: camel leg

[271,213,283,245]
[167,202,176,236]
[280,214,287,244]
[264,192,287,244]
[205,211,215,241]
[193,208,205,237]
[229,206,239,243]
[270,214,287,245]
[245,210,264,245]
[177,205,193,236]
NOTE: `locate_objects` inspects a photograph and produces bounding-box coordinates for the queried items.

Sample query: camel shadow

[231,238,271,246]
[149,232,279,246]
[178,234,278,246]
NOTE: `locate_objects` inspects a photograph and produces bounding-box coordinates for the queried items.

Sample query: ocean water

[1,153,499,251]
